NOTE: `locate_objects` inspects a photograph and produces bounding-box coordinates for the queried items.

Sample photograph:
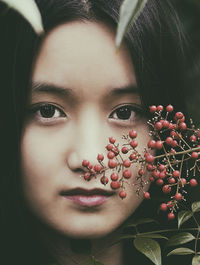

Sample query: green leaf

[134,237,161,265]
[116,0,147,48]
[167,232,195,247]
[178,210,193,229]
[94,262,105,265]
[192,255,200,265]
[127,218,157,227]
[192,201,200,213]
[138,234,168,240]
[167,248,195,256]
[0,0,44,34]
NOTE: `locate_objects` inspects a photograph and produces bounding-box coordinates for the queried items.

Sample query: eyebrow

[31,82,139,97]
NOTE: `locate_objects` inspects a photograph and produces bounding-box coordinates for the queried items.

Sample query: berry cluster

[82,105,200,220]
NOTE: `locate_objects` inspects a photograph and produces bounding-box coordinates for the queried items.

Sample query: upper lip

[60,188,115,196]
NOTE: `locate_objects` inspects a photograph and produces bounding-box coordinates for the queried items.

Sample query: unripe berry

[121,146,129,154]
[108,159,118,168]
[110,181,120,189]
[129,130,137,138]
[101,176,109,185]
[190,178,198,187]
[129,153,137,160]
[156,179,164,186]
[82,160,89,167]
[155,140,163,150]
[166,104,174,112]
[123,160,131,168]
[94,164,102,172]
[191,152,198,159]
[123,169,132,179]
[147,140,156,149]
[106,144,113,151]
[149,105,157,113]
[109,137,116,144]
[190,135,197,142]
[144,192,150,199]
[119,190,127,199]
[172,170,180,178]
[162,185,171,194]
[168,212,175,220]
[154,122,163,130]
[110,172,119,181]
[130,140,138,148]
[107,151,115,159]
[174,193,182,201]
[157,105,163,112]
[160,203,168,211]
[97,154,104,161]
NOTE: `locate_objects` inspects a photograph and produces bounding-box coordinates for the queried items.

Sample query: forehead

[32,21,136,99]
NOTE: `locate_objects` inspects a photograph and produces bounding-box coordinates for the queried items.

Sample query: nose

[66,108,108,172]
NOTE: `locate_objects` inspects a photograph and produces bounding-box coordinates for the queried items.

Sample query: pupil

[40,105,55,118]
[116,107,131,120]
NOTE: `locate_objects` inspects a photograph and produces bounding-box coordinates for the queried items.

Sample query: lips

[60,188,115,207]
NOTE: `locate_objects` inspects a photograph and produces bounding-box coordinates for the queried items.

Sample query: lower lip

[63,195,109,206]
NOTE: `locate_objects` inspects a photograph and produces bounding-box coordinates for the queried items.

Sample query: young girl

[0,0,190,264]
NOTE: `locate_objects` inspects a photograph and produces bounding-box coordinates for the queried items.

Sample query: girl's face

[21,21,150,239]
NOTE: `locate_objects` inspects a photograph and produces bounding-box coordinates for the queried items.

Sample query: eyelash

[28,103,143,125]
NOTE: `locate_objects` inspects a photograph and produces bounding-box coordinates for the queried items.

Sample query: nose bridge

[73,106,107,163]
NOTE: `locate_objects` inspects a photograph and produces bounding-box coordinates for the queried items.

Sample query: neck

[38,226,124,265]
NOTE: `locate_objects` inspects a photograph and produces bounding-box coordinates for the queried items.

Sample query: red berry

[154,122,163,130]
[191,152,198,159]
[110,181,120,189]
[107,151,115,159]
[144,192,150,199]
[129,153,137,160]
[158,164,165,171]
[157,105,163,112]
[94,164,102,172]
[101,176,109,185]
[108,159,118,168]
[121,146,129,154]
[167,201,174,208]
[160,203,168,211]
[119,190,127,199]
[170,148,176,154]
[138,169,144,176]
[84,172,91,181]
[189,179,198,187]
[179,122,187,131]
[130,140,138,148]
[106,144,113,151]
[160,171,166,179]
[172,170,180,178]
[88,163,93,169]
[174,193,182,201]
[147,140,156,149]
[162,185,171,194]
[168,177,176,184]
[109,137,116,144]
[145,154,154,163]
[175,112,184,120]
[129,130,137,138]
[147,164,154,171]
[162,120,170,128]
[156,179,164,186]
[170,131,179,139]
[190,135,197,142]
[166,137,173,146]
[166,104,174,112]
[110,172,119,181]
[179,178,187,186]
[155,140,163,150]
[82,160,89,167]
[123,169,132,179]
[168,123,175,130]
[123,160,131,168]
[149,105,157,113]
[97,154,104,161]
[152,170,160,179]
[168,212,175,220]
[171,140,178,148]
[149,176,155,182]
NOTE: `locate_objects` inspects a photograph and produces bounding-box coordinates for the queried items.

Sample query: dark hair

[0,0,189,264]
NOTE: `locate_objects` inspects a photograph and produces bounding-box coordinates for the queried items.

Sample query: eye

[28,103,66,124]
[109,104,143,123]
